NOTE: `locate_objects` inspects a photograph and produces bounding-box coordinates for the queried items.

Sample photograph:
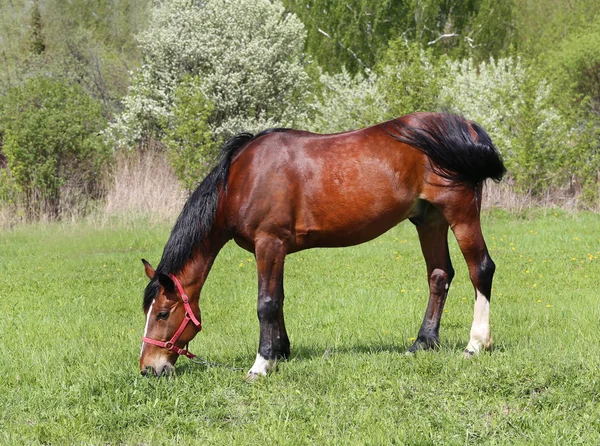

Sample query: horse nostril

[157,364,175,378]
[141,366,156,376]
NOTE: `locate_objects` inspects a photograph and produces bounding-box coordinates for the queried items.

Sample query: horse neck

[178,229,228,302]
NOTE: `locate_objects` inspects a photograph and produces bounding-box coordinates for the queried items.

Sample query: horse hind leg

[247,234,290,380]
[408,207,455,352]
[450,216,495,356]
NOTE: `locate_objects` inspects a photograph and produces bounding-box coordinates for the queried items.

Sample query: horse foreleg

[247,235,290,380]
[408,215,454,352]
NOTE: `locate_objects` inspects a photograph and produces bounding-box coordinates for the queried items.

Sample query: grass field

[1,211,599,444]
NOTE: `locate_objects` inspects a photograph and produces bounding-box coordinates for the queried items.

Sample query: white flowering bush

[306,68,388,133]
[438,57,575,193]
[111,0,312,147]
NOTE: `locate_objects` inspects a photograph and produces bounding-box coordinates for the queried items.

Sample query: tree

[28,0,45,55]
[164,76,218,190]
[111,0,313,152]
[282,0,516,74]
[0,77,110,219]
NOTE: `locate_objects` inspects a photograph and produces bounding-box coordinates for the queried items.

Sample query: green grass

[1,212,599,444]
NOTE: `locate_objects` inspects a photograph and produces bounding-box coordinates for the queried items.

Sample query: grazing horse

[139,112,506,379]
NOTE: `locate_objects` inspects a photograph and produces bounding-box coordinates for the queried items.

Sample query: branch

[318,28,332,39]
[427,33,459,46]
[317,28,371,73]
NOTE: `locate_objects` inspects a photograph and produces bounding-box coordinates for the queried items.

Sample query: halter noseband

[142,274,202,360]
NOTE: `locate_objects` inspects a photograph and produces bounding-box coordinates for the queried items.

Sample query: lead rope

[184,343,245,371]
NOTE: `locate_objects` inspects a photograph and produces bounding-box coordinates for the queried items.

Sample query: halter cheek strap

[142,274,202,359]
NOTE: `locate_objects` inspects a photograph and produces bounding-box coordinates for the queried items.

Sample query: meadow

[1,210,599,444]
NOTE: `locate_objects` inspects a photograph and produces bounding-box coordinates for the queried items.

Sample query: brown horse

[139,112,506,378]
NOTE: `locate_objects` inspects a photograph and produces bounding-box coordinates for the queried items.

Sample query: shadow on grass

[174,338,510,375]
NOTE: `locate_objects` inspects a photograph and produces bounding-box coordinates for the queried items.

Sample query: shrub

[164,76,218,191]
[111,0,313,149]
[376,41,446,118]
[437,56,581,195]
[307,68,387,133]
[0,77,110,220]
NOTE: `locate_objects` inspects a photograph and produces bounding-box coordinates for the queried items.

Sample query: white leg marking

[140,299,155,358]
[247,353,276,377]
[465,289,492,355]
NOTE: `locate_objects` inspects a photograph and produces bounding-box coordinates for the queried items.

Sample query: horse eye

[157,311,170,320]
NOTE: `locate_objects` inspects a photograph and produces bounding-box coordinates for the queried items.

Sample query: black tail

[384,113,506,185]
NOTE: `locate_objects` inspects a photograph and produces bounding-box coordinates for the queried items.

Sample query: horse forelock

[143,277,159,311]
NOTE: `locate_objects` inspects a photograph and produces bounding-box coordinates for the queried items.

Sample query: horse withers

[139,112,506,379]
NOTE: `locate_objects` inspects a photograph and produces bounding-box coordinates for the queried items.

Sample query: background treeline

[0,0,599,223]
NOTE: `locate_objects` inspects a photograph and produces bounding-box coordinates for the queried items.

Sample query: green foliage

[28,0,45,55]
[408,0,515,60]
[0,77,110,219]
[514,0,600,57]
[307,68,388,133]
[283,0,516,74]
[0,0,148,115]
[282,0,411,74]
[436,56,581,195]
[1,215,600,442]
[546,18,600,116]
[112,0,312,147]
[164,76,219,191]
[377,41,446,117]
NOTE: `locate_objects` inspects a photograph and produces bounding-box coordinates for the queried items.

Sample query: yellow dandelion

[239,262,244,267]
[546,304,552,308]
[537,299,542,303]
[409,337,416,342]
[532,283,537,287]
[401,289,406,293]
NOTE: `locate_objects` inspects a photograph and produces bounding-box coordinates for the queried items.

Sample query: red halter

[142,274,202,360]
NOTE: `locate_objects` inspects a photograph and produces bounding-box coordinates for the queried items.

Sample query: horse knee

[430,267,454,294]
[257,296,282,322]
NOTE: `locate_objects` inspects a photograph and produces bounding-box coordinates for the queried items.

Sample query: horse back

[222,124,432,252]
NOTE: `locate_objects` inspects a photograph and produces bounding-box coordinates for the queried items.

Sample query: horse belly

[294,182,418,249]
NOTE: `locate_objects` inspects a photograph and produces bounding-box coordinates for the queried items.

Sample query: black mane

[143,128,290,310]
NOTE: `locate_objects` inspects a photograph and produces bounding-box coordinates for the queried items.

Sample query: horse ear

[142,259,155,280]
[157,273,175,293]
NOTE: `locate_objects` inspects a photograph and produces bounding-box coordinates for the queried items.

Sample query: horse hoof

[407,339,438,354]
[463,349,476,359]
[245,372,262,383]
